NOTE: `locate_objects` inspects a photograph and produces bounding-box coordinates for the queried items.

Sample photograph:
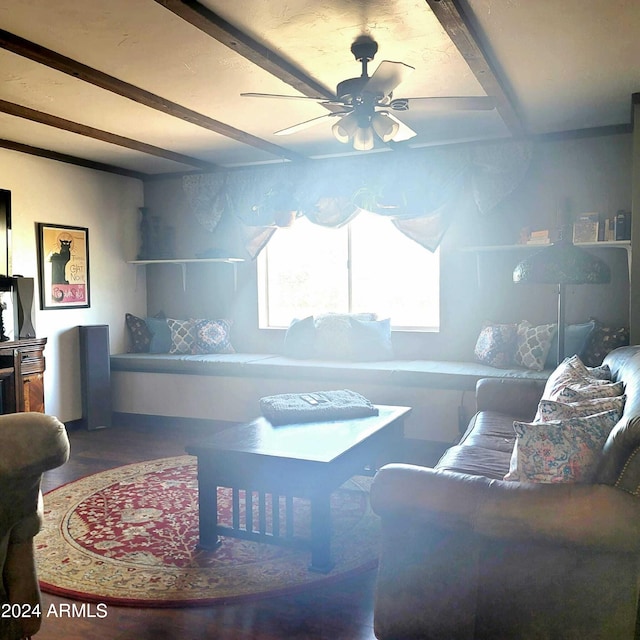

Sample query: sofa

[371,345,640,639]
[0,413,70,640]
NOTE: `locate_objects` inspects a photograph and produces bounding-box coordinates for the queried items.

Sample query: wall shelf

[461,241,632,280]
[460,241,631,252]
[127,258,245,290]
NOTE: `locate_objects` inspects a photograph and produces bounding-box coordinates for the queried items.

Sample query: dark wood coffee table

[185,405,411,573]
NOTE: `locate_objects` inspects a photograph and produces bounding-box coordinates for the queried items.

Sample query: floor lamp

[513,239,611,365]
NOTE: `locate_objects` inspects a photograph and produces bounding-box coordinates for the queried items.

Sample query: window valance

[183,140,532,258]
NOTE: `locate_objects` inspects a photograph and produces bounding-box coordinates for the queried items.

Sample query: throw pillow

[125,313,150,353]
[350,318,394,361]
[504,409,620,483]
[282,316,317,359]
[582,319,630,367]
[544,321,596,369]
[514,321,557,371]
[146,316,172,353]
[541,355,607,399]
[167,318,196,354]
[588,363,612,380]
[537,396,626,422]
[191,318,235,354]
[473,323,518,368]
[314,313,377,360]
[555,380,625,402]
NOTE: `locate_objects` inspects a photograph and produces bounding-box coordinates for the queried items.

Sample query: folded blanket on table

[260,389,379,425]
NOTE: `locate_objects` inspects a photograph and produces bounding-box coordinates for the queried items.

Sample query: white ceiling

[0,0,638,178]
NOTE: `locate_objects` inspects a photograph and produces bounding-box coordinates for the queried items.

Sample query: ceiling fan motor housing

[336,76,369,103]
[350,37,378,62]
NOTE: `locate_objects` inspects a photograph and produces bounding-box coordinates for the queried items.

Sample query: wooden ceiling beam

[423,0,524,136]
[0,28,305,162]
[0,99,216,170]
[152,0,336,102]
[0,138,148,179]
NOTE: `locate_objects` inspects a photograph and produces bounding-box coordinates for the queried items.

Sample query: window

[257,211,440,330]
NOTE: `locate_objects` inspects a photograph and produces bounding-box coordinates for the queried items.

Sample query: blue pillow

[146,316,172,353]
[282,316,316,359]
[350,318,394,361]
[545,321,596,368]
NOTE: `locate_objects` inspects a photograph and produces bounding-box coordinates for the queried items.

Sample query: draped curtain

[183,141,532,259]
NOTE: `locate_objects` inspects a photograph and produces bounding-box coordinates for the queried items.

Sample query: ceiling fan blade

[363,61,414,99]
[241,92,343,105]
[389,96,496,112]
[274,111,350,136]
[385,112,417,142]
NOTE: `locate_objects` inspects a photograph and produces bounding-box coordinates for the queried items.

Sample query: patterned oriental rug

[37,456,379,607]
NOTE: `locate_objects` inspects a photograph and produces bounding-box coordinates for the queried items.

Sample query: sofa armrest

[475,378,545,421]
[0,413,69,478]
[371,463,640,552]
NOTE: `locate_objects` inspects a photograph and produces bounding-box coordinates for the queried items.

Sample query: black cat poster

[37,223,90,309]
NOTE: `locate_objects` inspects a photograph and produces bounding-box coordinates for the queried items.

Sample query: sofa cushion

[436,444,512,480]
[505,410,620,483]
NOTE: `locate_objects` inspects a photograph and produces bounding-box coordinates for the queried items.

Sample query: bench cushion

[110,353,550,390]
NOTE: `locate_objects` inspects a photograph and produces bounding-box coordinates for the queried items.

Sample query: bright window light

[257,212,440,331]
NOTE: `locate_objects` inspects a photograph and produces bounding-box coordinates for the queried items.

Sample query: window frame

[257,214,440,332]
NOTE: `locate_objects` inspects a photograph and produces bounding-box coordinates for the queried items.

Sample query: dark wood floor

[37,422,381,640]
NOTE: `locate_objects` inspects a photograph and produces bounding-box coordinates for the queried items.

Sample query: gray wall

[143,132,632,361]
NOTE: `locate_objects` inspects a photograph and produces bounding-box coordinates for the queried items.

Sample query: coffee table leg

[196,459,221,550]
[309,492,334,573]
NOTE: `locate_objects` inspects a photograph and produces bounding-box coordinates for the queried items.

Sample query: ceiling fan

[241,36,496,151]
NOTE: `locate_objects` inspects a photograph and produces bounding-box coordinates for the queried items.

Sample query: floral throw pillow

[514,321,557,371]
[125,313,151,353]
[582,320,630,367]
[537,396,626,422]
[504,409,620,483]
[555,381,625,402]
[474,323,518,368]
[167,318,196,354]
[191,318,235,354]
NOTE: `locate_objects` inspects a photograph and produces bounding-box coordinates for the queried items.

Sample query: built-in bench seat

[110,353,550,443]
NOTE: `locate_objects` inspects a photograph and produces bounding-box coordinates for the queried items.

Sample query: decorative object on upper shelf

[513,238,611,365]
[36,223,90,310]
[137,208,176,260]
[526,229,551,245]
[614,210,632,241]
[573,213,600,244]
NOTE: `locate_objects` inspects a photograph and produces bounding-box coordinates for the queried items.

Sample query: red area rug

[37,456,378,607]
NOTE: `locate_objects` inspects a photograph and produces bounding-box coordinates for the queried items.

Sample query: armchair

[0,413,69,640]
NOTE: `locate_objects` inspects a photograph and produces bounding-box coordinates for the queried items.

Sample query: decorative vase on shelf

[137,207,153,260]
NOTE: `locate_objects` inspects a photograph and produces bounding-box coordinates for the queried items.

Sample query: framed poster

[37,223,90,309]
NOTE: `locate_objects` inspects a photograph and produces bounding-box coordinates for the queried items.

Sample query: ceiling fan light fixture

[353,126,375,151]
[371,112,399,142]
[332,112,359,144]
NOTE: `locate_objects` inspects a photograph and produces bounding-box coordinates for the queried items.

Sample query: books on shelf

[573,211,631,244]
[573,213,600,244]
[526,229,550,245]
